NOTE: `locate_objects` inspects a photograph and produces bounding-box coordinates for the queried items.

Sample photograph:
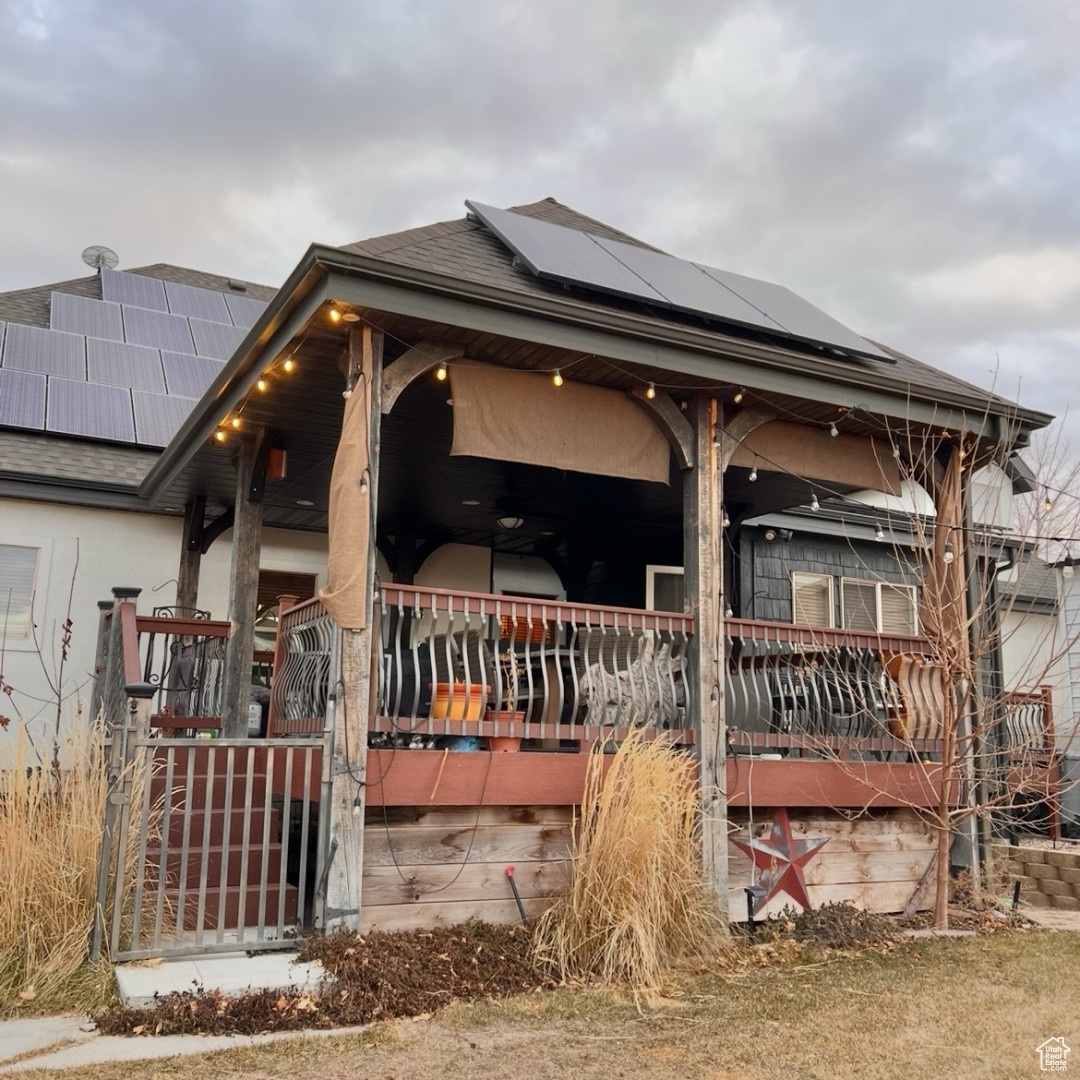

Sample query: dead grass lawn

[19,930,1080,1080]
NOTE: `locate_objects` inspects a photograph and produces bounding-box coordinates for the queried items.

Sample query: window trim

[791,571,835,628]
[645,565,684,613]
[840,576,919,634]
[0,534,53,651]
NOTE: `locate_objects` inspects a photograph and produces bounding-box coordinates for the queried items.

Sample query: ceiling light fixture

[497,515,525,530]
[342,312,360,323]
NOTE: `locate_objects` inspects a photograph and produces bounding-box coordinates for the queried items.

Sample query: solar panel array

[0,269,269,448]
[466,201,893,363]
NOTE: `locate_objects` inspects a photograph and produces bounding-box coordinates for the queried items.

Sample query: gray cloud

[2,0,1077,441]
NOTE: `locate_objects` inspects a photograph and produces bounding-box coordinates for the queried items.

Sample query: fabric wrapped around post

[449,361,670,484]
[318,380,370,629]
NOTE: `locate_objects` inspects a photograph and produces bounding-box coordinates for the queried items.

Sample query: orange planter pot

[485,736,522,752]
[431,682,490,722]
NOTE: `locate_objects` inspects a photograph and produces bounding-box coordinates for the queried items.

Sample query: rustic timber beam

[325,324,384,930]
[177,496,206,615]
[685,396,728,915]
[629,389,693,470]
[221,436,264,737]
[717,405,778,472]
[381,340,465,415]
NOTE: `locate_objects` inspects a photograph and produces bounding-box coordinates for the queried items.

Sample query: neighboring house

[0,262,328,764]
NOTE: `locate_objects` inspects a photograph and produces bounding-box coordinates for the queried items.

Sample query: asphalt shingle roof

[344,198,1029,417]
[0,264,276,496]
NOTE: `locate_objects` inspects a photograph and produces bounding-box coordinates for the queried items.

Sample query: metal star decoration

[731,808,828,914]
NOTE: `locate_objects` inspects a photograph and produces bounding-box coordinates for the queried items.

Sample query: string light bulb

[722,505,731,528]
[230,416,241,429]
[748,463,758,482]
[552,369,564,387]
[213,429,227,444]
[645,382,656,399]
[435,360,448,381]
[329,306,342,324]
[283,357,296,374]
[1044,489,1053,512]
[829,422,839,438]
[733,387,745,405]
[810,491,820,512]
[943,543,955,565]
[256,377,268,393]
[874,522,885,542]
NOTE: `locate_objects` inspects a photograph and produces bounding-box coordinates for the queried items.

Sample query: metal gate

[93,731,332,961]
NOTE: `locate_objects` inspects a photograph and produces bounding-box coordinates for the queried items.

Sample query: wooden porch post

[325,324,383,929]
[221,437,264,737]
[685,396,728,915]
[176,496,206,616]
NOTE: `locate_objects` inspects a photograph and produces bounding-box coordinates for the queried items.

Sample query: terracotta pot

[431,682,490,722]
[485,736,522,752]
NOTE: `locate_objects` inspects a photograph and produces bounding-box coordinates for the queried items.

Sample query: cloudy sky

[2,0,1077,442]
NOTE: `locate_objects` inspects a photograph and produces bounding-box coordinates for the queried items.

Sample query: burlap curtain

[317,379,371,629]
[449,361,670,484]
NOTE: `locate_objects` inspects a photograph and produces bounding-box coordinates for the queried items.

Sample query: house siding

[738,529,920,625]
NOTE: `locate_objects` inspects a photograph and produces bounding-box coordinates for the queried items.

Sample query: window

[792,572,834,627]
[646,565,684,613]
[841,577,918,634]
[0,544,39,641]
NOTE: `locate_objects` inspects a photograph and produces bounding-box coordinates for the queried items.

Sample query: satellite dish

[81,245,119,270]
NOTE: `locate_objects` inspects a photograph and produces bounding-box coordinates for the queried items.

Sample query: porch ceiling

[152,305,860,549]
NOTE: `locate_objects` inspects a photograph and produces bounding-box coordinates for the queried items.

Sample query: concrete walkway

[0,1017,369,1074]
[1022,906,1080,931]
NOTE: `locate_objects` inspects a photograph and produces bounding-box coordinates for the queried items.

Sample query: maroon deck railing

[133,613,231,731]
[725,617,943,761]
[375,585,694,743]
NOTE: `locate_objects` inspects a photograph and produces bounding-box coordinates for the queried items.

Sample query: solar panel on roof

[592,237,786,331]
[188,318,246,360]
[101,268,169,311]
[466,200,894,362]
[49,292,124,341]
[695,266,893,361]
[0,368,47,429]
[161,351,225,398]
[132,390,197,447]
[46,378,135,442]
[224,294,267,328]
[86,338,166,393]
[164,281,231,323]
[466,201,668,303]
[122,305,194,353]
[2,323,86,379]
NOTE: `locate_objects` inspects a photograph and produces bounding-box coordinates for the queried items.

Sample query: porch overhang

[140,241,1052,515]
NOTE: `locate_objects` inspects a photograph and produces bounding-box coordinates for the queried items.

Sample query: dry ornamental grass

[532,730,728,990]
[0,719,116,1016]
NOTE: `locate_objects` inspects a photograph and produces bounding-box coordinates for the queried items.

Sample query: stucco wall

[0,496,326,767]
